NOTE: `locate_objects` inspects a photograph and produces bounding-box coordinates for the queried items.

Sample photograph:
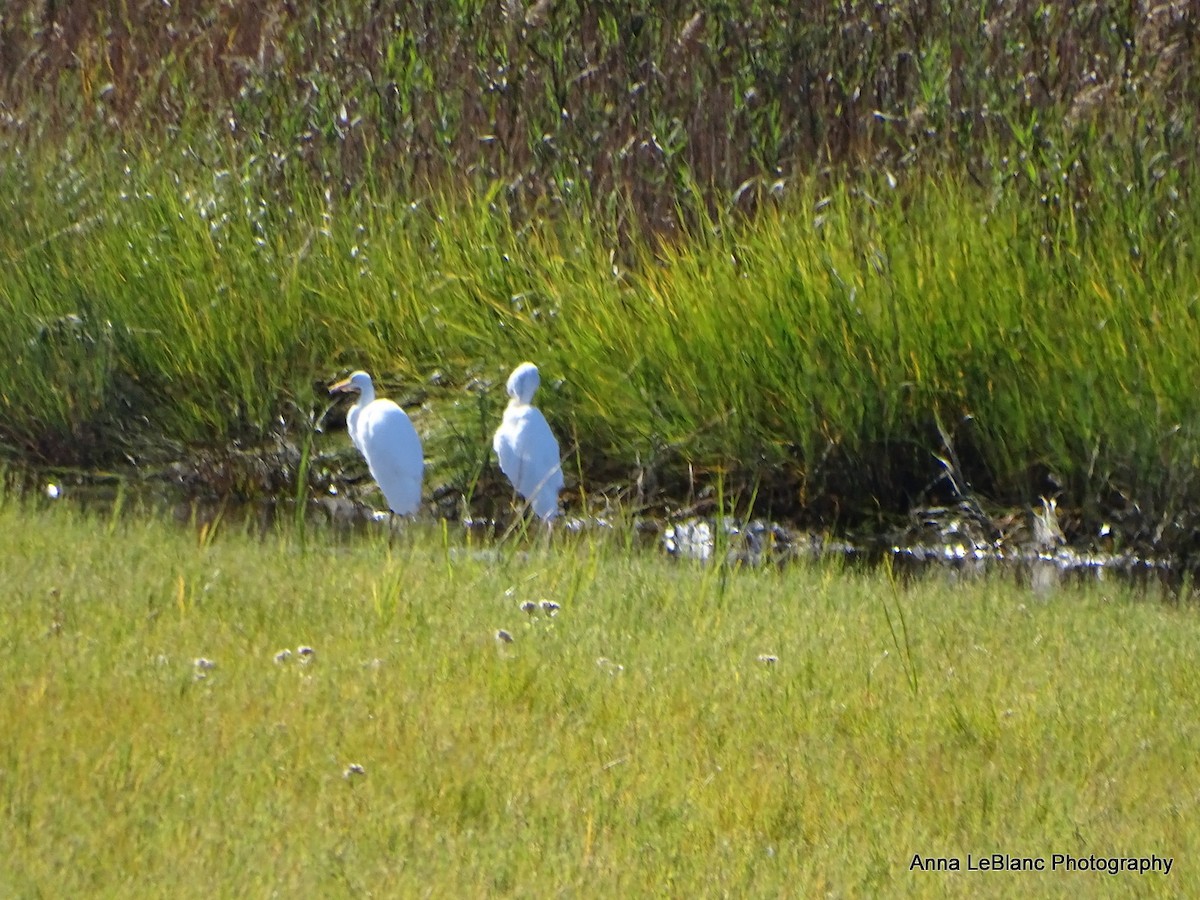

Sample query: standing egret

[493,362,564,521]
[330,370,424,516]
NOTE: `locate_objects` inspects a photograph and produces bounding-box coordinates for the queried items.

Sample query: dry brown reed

[2,1,1197,232]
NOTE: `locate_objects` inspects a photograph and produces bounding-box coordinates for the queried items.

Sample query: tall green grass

[4,151,1200,543]
[1,493,1197,896]
[3,2,1200,545]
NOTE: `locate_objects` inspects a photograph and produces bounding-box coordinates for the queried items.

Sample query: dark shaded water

[660,513,1177,595]
[5,462,1186,598]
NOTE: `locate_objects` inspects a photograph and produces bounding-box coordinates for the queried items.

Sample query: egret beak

[329,378,355,396]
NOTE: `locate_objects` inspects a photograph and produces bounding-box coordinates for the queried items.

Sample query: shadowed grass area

[0,493,1197,895]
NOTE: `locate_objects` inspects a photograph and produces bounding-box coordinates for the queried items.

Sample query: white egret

[493,361,564,521]
[330,370,424,516]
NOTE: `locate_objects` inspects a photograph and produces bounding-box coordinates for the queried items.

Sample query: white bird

[330,370,424,516]
[493,362,565,521]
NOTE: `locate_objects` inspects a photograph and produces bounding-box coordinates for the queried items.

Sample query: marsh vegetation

[3,2,1200,552]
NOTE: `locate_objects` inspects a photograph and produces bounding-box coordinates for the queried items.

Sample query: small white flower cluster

[273,646,316,665]
[193,657,216,680]
[500,595,565,648]
[519,597,561,618]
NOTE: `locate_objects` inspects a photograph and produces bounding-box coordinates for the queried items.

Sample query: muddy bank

[5,445,1188,595]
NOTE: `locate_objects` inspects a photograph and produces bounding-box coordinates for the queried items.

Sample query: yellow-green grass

[1,493,1197,896]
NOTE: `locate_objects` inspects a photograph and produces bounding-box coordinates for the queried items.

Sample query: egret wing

[359,400,424,515]
[510,407,563,519]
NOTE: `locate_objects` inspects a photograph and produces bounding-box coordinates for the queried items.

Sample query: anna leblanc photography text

[909,853,1174,875]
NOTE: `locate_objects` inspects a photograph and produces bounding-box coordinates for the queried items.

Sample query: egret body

[330,371,424,515]
[493,362,564,521]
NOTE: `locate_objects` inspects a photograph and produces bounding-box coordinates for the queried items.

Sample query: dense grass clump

[4,161,1200,544]
[1,494,1198,895]
[2,2,1200,545]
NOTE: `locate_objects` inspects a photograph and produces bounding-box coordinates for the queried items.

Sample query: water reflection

[661,511,1176,596]
[4,466,1184,595]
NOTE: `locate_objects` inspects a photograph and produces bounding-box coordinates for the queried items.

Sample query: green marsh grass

[3,1,1200,544]
[5,157,1200,542]
[1,493,1198,895]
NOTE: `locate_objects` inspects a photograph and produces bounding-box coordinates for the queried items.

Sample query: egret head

[330,370,374,397]
[505,362,541,405]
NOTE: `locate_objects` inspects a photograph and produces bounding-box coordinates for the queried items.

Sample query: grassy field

[2,2,1200,545]
[1,492,1197,896]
